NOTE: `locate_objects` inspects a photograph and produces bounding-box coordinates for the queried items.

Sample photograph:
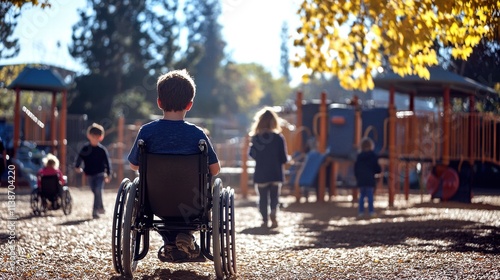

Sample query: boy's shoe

[92,211,99,219]
[261,221,268,228]
[97,208,105,215]
[175,233,200,259]
[158,244,188,262]
[369,212,377,218]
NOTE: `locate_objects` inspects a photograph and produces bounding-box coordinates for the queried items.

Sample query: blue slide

[298,151,328,188]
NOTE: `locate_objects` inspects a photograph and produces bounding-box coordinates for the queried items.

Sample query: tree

[0,2,21,59]
[183,0,225,117]
[280,22,291,84]
[69,0,182,124]
[448,40,500,89]
[215,63,262,116]
[0,1,51,59]
[2,0,50,7]
[447,39,500,113]
[215,62,292,118]
[294,0,500,91]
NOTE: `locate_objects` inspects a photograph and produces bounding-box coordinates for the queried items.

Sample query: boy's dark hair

[157,69,196,112]
[87,123,105,137]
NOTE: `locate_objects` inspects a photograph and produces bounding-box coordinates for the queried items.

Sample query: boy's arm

[74,153,83,173]
[104,147,112,177]
[209,162,220,176]
[130,163,139,171]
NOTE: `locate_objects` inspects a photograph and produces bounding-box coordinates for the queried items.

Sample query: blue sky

[1,0,303,85]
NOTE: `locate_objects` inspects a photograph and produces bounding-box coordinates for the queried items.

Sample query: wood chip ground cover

[1,187,499,279]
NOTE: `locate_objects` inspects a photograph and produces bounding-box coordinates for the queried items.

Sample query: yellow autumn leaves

[294,0,500,91]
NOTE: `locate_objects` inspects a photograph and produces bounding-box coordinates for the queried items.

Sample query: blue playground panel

[300,101,322,150]
[361,108,389,156]
[328,105,356,159]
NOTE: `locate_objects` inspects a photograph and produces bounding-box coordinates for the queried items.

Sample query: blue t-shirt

[127,119,218,166]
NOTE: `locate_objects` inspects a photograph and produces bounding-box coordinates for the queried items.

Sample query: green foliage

[294,0,500,91]
[0,1,51,59]
[215,63,292,119]
[69,0,183,123]
[280,22,291,84]
[112,90,153,121]
[0,64,39,118]
[447,40,500,113]
[183,0,225,117]
[0,2,20,59]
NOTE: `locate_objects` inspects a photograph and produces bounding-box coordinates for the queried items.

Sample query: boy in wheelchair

[37,153,66,210]
[127,69,220,262]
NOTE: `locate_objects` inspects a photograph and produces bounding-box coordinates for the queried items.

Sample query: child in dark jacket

[354,137,381,217]
[75,123,112,219]
[248,107,288,228]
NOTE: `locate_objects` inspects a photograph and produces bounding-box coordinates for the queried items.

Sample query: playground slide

[298,151,328,188]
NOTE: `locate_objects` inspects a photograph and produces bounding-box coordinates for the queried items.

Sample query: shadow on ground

[282,200,500,254]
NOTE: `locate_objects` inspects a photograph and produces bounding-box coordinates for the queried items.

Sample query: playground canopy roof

[373,66,497,98]
[6,66,69,92]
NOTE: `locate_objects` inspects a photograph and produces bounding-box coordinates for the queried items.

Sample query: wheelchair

[31,175,72,215]
[112,139,236,279]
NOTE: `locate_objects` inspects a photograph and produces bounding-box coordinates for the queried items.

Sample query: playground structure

[240,67,499,206]
[0,66,70,189]
[4,65,499,205]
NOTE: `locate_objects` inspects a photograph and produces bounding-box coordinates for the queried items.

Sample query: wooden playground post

[442,87,451,165]
[13,89,20,157]
[295,91,303,154]
[41,111,47,145]
[240,134,249,198]
[117,115,124,182]
[317,92,327,203]
[59,90,68,174]
[468,95,476,164]
[352,96,361,202]
[329,162,338,199]
[294,92,303,201]
[50,92,57,155]
[404,92,416,201]
[388,86,397,207]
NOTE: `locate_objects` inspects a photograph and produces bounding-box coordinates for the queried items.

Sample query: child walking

[248,107,288,228]
[75,123,112,219]
[354,137,381,218]
[128,69,220,262]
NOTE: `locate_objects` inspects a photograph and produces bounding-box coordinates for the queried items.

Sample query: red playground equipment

[240,67,499,206]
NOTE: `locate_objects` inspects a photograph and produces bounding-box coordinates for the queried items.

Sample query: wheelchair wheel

[31,188,43,216]
[112,178,131,275]
[61,187,72,215]
[122,181,139,277]
[221,187,237,275]
[211,178,223,279]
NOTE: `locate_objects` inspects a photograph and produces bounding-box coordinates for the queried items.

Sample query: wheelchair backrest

[143,152,208,221]
[40,175,60,197]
